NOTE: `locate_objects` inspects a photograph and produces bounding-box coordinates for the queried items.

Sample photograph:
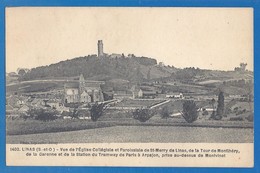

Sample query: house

[46,99,62,109]
[30,98,44,107]
[229,95,243,99]
[166,93,184,99]
[58,106,70,113]
[64,74,104,103]
[6,95,29,108]
[6,96,20,108]
[64,83,79,103]
[7,72,19,77]
[18,105,30,113]
[109,53,122,58]
[131,85,143,99]
[6,104,14,111]
[142,91,157,99]
[138,89,144,98]
[80,91,91,103]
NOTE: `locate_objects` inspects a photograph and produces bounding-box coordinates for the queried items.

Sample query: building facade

[64,74,104,103]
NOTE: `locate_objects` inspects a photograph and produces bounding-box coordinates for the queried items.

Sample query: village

[6,69,253,123]
[5,40,254,144]
[6,73,187,120]
[6,40,253,123]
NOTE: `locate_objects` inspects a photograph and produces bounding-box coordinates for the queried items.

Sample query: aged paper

[5,7,253,167]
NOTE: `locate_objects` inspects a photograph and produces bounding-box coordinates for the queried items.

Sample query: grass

[6,81,62,93]
[6,119,116,135]
[114,99,165,108]
[7,111,253,136]
[7,125,254,144]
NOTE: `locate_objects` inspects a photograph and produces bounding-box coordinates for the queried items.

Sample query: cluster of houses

[6,73,186,118]
[102,79,185,100]
[6,94,69,117]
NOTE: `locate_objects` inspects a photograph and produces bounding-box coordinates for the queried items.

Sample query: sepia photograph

[5,7,253,146]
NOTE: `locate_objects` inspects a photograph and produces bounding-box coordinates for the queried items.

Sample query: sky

[6,7,253,72]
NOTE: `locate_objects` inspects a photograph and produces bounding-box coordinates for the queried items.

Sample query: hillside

[18,55,178,83]
[6,53,254,97]
[12,54,253,94]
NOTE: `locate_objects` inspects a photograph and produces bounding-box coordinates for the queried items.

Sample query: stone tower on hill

[97,40,104,57]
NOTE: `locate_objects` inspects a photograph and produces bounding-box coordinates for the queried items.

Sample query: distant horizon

[6,7,253,73]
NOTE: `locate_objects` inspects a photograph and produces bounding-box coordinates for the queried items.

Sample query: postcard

[5,7,254,167]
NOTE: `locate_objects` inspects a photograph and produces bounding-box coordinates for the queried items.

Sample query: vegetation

[174,67,205,81]
[132,108,153,122]
[182,100,198,123]
[6,119,115,135]
[229,117,243,121]
[214,91,225,120]
[71,108,79,119]
[115,99,165,108]
[246,113,253,122]
[202,108,209,116]
[160,106,170,119]
[90,102,106,121]
[27,108,58,121]
[18,55,161,82]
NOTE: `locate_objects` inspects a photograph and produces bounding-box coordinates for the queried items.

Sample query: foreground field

[6,117,253,136]
[6,125,253,144]
[6,119,115,135]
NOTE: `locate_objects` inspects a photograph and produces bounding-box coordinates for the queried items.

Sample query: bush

[133,108,152,122]
[70,108,79,119]
[182,100,198,123]
[20,112,30,120]
[236,109,247,115]
[202,110,208,116]
[233,107,239,113]
[160,106,170,119]
[27,108,58,122]
[64,103,82,108]
[229,117,244,121]
[246,113,253,122]
[225,108,232,115]
[90,102,106,121]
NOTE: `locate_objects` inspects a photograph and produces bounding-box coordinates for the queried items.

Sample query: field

[113,99,166,108]
[6,81,64,93]
[163,82,213,95]
[6,125,253,144]
[6,119,116,135]
[6,113,253,135]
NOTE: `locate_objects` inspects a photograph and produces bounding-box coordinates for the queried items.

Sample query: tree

[215,91,224,120]
[209,98,216,119]
[182,100,198,123]
[90,102,106,121]
[71,108,79,119]
[132,108,152,122]
[160,106,170,119]
[18,69,26,76]
[27,108,58,121]
[160,104,174,119]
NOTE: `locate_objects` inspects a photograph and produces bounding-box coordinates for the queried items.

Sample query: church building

[64,74,104,103]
